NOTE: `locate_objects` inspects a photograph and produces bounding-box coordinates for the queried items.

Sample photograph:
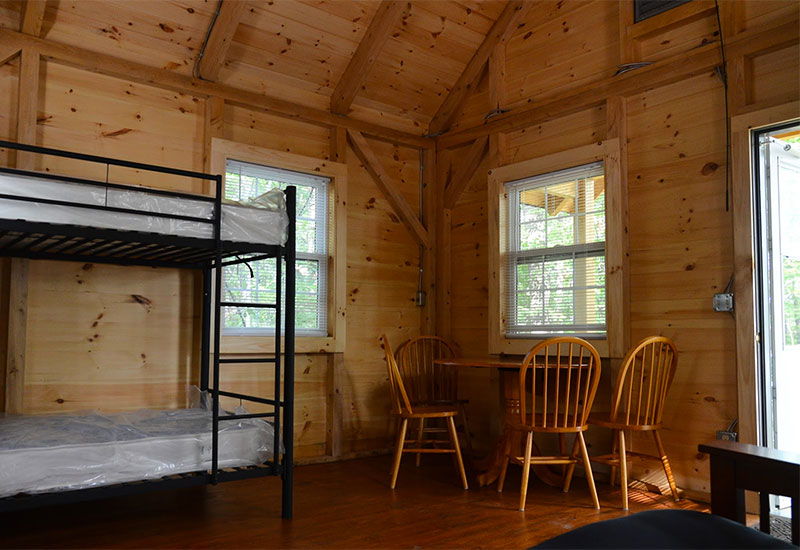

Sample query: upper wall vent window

[634,0,692,23]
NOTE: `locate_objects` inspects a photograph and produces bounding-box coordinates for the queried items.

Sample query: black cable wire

[714,0,731,212]
[193,0,223,81]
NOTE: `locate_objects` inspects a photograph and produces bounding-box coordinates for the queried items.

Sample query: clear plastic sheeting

[0,407,277,498]
[0,172,289,245]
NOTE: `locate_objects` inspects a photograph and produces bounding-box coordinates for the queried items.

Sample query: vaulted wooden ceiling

[0,0,532,135]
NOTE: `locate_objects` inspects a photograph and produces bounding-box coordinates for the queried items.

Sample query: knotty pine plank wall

[0,58,423,461]
[442,0,799,496]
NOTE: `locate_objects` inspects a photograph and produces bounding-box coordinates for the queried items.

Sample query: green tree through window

[506,162,606,337]
[223,160,328,336]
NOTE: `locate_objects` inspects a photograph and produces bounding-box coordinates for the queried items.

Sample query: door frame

[732,101,800,447]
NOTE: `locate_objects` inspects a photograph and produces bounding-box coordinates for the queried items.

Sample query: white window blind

[505,161,606,337]
[223,159,329,337]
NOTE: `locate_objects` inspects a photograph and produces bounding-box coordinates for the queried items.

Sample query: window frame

[505,161,608,338]
[488,139,626,358]
[222,162,329,337]
[210,138,347,354]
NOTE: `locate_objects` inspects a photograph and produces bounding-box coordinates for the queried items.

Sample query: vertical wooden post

[5,260,28,414]
[605,97,630,361]
[5,48,39,413]
[329,126,347,163]
[326,124,347,458]
[435,147,452,341]
[203,96,225,187]
[421,147,437,335]
[326,353,344,458]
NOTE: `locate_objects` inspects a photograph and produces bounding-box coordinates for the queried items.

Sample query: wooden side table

[698,439,800,545]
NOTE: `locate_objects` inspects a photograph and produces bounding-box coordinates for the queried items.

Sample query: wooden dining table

[434,356,590,488]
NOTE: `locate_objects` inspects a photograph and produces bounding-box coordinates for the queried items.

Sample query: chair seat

[588,413,661,431]
[508,413,588,433]
[401,405,459,418]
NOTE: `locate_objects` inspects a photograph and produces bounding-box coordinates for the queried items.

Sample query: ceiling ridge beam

[347,129,430,248]
[443,136,488,209]
[427,0,531,136]
[0,27,432,150]
[438,15,799,149]
[197,0,248,82]
[331,0,408,115]
[20,0,46,37]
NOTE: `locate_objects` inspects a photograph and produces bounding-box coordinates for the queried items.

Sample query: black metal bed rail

[217,389,279,406]
[0,140,218,185]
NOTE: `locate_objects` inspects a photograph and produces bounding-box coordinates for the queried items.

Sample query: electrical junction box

[713,293,734,312]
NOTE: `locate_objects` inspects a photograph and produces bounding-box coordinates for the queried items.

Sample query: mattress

[0,407,277,498]
[0,172,289,246]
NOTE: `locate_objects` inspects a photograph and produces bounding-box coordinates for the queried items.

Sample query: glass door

[754,122,800,515]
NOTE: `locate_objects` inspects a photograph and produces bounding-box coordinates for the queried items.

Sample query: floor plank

[0,455,708,548]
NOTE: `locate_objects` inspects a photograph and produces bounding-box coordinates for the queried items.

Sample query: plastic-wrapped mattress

[0,408,277,497]
[0,172,289,245]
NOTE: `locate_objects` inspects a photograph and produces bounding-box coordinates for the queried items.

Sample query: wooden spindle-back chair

[381,335,468,490]
[589,336,679,510]
[399,335,472,454]
[497,337,602,511]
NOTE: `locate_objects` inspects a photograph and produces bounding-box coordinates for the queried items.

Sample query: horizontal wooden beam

[20,0,46,37]
[331,0,407,115]
[438,17,799,150]
[0,27,432,150]
[427,0,531,135]
[347,129,430,248]
[197,0,248,82]
[443,136,488,209]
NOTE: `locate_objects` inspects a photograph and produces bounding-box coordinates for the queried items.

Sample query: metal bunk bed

[0,140,295,519]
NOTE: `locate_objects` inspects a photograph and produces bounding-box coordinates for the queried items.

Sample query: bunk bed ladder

[205,184,296,520]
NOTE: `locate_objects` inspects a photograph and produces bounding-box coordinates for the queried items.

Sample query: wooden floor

[1,455,708,549]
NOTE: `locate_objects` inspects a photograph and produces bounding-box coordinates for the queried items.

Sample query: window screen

[633,0,691,23]
[223,159,329,336]
[505,162,606,337]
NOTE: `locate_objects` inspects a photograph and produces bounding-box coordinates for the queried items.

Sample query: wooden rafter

[427,0,531,136]
[197,0,248,82]
[443,136,488,209]
[20,0,46,37]
[347,129,430,248]
[439,16,799,149]
[331,0,407,115]
[0,45,20,67]
[0,27,431,149]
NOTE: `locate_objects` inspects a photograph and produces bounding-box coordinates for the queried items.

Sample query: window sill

[490,336,609,358]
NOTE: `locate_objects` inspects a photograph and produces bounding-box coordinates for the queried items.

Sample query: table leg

[473,369,565,488]
[708,455,746,525]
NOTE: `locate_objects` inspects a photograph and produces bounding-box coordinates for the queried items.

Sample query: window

[633,0,691,23]
[223,159,329,336]
[504,162,606,337]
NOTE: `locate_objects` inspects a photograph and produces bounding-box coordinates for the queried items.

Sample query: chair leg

[458,402,473,454]
[609,429,618,487]
[559,433,567,483]
[390,418,408,489]
[618,429,628,511]
[653,430,680,501]
[563,435,581,493]
[578,431,600,510]
[497,430,513,493]
[447,416,469,490]
[416,417,425,467]
[519,431,533,512]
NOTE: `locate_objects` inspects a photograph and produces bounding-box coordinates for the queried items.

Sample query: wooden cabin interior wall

[0,0,798,499]
[439,0,799,497]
